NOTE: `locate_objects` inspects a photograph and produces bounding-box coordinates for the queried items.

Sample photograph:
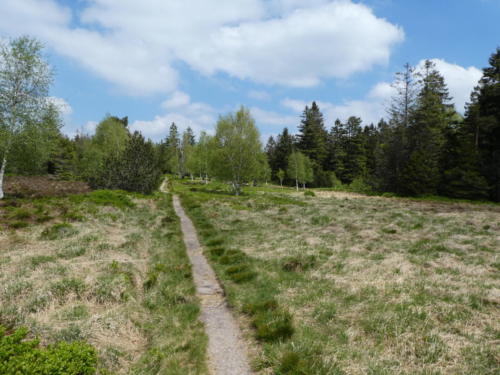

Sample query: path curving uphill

[164,182,252,374]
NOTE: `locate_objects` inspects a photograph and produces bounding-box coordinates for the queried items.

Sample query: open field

[0,190,207,374]
[176,180,500,374]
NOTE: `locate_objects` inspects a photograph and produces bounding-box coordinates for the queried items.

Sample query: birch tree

[211,107,262,195]
[0,36,52,198]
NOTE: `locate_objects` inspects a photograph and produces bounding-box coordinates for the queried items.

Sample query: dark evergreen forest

[266,51,500,201]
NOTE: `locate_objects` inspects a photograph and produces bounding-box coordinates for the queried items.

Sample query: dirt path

[171,194,252,375]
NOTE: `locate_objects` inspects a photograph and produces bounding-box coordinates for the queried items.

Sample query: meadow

[0,190,207,374]
[176,180,499,375]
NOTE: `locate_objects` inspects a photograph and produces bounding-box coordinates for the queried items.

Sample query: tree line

[266,51,500,201]
[1,35,498,200]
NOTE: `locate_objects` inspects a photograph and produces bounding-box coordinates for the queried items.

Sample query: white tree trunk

[0,156,7,200]
[295,179,298,191]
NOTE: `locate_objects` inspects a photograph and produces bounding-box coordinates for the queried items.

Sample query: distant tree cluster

[266,50,500,201]
[158,107,267,195]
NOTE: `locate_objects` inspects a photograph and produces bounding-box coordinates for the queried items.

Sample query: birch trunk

[0,156,7,199]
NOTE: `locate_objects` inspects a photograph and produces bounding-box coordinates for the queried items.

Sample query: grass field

[176,180,500,374]
[0,190,207,374]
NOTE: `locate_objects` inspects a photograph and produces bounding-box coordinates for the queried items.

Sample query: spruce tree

[297,102,328,174]
[327,119,347,183]
[380,63,420,194]
[401,60,454,196]
[165,122,181,176]
[273,128,294,176]
[464,48,500,200]
[343,116,367,184]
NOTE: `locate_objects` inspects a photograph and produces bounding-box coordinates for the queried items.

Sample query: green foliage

[297,101,328,167]
[304,190,315,197]
[347,177,372,194]
[92,132,162,194]
[0,36,54,198]
[210,107,263,195]
[0,325,97,375]
[287,151,313,189]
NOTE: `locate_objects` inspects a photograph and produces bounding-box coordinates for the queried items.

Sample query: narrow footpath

[171,194,252,375]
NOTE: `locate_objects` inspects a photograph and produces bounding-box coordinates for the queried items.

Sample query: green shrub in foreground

[0,325,97,375]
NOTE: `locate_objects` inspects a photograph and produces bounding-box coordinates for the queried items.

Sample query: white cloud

[248,90,271,101]
[162,91,191,109]
[84,121,98,134]
[280,59,481,127]
[48,96,73,116]
[417,58,482,112]
[282,96,387,126]
[0,0,403,94]
[130,92,217,141]
[189,2,403,86]
[250,107,297,128]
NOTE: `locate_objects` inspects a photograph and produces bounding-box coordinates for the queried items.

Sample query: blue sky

[0,0,498,141]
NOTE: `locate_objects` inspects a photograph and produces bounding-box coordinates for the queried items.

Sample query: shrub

[0,325,97,375]
[304,190,315,197]
[347,177,372,194]
[90,132,162,194]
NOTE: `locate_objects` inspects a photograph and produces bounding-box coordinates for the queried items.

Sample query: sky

[0,0,498,142]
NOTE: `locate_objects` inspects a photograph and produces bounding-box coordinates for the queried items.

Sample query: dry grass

[0,192,207,374]
[179,181,499,374]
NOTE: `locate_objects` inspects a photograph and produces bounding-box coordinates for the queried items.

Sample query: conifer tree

[327,119,347,182]
[273,128,294,175]
[401,60,454,195]
[463,48,500,200]
[297,102,328,175]
[165,122,181,176]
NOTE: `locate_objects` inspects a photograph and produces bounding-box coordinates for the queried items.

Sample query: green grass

[69,190,135,209]
[176,178,500,374]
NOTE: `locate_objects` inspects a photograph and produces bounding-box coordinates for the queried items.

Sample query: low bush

[304,190,315,197]
[0,325,97,375]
